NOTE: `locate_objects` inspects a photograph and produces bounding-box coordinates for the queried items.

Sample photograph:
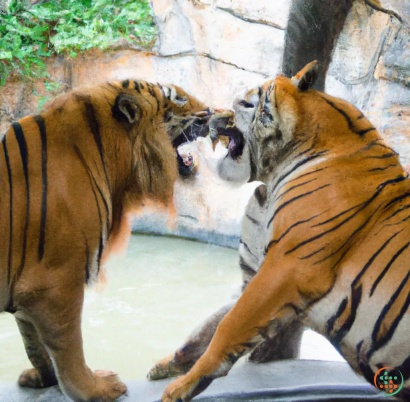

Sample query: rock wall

[0,0,409,247]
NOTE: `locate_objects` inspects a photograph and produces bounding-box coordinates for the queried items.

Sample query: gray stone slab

[0,360,396,402]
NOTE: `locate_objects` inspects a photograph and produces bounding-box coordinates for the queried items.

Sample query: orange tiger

[160,62,410,401]
[0,79,217,402]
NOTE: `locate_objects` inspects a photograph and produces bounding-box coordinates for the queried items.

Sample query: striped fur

[0,80,213,402]
[161,63,410,401]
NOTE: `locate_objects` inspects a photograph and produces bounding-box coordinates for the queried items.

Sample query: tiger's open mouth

[173,110,212,176]
[209,112,245,160]
[216,126,245,159]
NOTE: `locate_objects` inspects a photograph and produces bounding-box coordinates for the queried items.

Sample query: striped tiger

[0,79,217,402]
[159,61,410,401]
[148,0,404,386]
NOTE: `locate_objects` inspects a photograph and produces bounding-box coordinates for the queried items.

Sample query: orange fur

[0,79,214,402]
[161,63,410,401]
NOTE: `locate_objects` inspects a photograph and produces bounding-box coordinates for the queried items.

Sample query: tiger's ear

[162,85,188,106]
[291,61,319,92]
[113,93,142,124]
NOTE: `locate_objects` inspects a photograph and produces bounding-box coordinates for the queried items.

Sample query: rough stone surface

[1,0,409,244]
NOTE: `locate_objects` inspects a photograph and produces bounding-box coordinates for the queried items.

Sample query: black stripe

[286,176,406,255]
[274,178,317,202]
[352,230,402,288]
[313,205,382,265]
[147,83,160,112]
[2,137,13,283]
[133,81,141,93]
[293,146,314,159]
[271,152,327,195]
[330,284,362,345]
[268,184,330,228]
[351,140,397,157]
[371,141,397,153]
[122,80,130,89]
[245,214,262,226]
[299,244,327,260]
[33,115,47,262]
[157,83,166,100]
[370,241,410,296]
[326,297,348,334]
[357,127,376,136]
[368,164,397,172]
[364,152,397,160]
[319,95,376,137]
[383,204,410,222]
[240,240,258,259]
[239,257,257,276]
[148,167,153,193]
[285,167,328,185]
[83,101,112,193]
[74,146,104,274]
[265,212,325,253]
[330,246,351,272]
[88,161,110,233]
[83,232,90,284]
[384,191,410,211]
[370,269,410,356]
[13,122,29,280]
[356,341,375,384]
[312,202,362,227]
[319,96,354,131]
[393,213,410,225]
[97,235,103,274]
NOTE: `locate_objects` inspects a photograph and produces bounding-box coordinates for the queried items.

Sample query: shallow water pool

[0,234,343,384]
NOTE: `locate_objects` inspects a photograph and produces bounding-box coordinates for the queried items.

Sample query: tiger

[0,79,221,402]
[147,0,404,383]
[156,61,410,401]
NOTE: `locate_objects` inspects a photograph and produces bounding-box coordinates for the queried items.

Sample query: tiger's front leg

[148,301,236,380]
[162,251,333,402]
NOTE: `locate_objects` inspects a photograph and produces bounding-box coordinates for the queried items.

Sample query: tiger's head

[109,80,213,177]
[213,62,322,183]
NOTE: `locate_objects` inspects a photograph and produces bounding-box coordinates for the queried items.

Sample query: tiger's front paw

[148,354,179,381]
[162,375,212,402]
[18,368,57,389]
[147,352,195,381]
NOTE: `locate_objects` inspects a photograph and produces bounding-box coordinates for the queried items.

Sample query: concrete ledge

[0,360,396,402]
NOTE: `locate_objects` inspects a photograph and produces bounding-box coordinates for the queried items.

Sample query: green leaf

[0,51,13,60]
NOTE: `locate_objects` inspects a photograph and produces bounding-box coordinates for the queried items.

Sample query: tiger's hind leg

[15,316,57,388]
[15,276,126,402]
[148,301,236,380]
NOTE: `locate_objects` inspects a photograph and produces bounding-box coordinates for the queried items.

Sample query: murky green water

[0,234,342,385]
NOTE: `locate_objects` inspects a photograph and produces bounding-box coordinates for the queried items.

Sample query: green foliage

[0,0,156,86]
